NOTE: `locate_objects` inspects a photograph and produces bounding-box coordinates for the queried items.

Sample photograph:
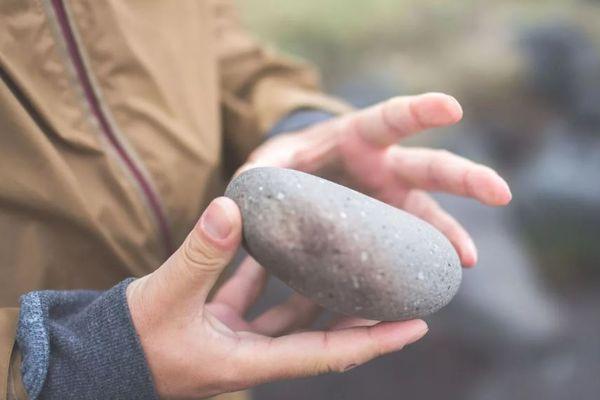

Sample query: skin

[127,93,512,399]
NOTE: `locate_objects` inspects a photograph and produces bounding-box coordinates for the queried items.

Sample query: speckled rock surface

[225,167,462,321]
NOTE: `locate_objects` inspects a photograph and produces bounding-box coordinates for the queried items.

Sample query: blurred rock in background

[237,1,600,398]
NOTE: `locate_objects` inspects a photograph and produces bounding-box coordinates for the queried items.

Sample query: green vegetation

[238,0,600,93]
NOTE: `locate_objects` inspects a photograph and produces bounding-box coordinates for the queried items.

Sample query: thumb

[145,197,242,310]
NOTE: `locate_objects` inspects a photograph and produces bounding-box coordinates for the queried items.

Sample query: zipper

[50,0,174,256]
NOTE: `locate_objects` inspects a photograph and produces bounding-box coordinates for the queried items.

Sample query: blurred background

[236,0,600,399]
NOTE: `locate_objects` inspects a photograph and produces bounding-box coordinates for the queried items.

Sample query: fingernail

[200,199,232,240]
[407,324,429,345]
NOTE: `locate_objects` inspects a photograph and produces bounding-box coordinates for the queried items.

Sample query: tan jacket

[0,0,348,397]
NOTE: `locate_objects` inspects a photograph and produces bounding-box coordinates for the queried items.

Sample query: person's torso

[0,0,225,305]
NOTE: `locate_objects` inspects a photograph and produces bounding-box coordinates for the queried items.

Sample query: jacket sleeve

[212,0,352,171]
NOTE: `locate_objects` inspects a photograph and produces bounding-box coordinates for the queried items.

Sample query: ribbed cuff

[17,279,158,400]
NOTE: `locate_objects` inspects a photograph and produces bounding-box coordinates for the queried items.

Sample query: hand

[245,93,512,267]
[127,198,428,399]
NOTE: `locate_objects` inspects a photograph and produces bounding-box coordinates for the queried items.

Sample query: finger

[213,257,268,315]
[387,147,512,206]
[328,316,379,330]
[237,320,428,383]
[343,93,463,147]
[403,190,478,267]
[251,293,322,336]
[144,197,242,313]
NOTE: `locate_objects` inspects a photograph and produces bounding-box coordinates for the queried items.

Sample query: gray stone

[225,167,461,321]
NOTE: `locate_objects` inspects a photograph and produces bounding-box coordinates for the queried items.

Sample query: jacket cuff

[16,279,157,400]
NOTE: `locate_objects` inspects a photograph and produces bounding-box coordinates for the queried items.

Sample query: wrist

[267,109,337,139]
[250,111,345,175]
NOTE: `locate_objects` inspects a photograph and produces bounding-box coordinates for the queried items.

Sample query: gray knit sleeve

[267,109,335,139]
[16,279,158,400]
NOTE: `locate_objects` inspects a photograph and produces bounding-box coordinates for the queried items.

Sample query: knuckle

[381,100,401,135]
[384,96,406,116]
[180,233,226,274]
[307,359,340,376]
[346,112,363,137]
[407,99,425,131]
[462,169,477,197]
